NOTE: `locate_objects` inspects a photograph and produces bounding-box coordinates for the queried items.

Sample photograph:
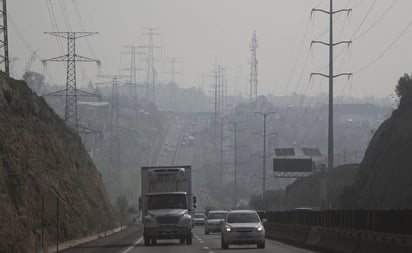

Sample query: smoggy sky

[8,0,412,99]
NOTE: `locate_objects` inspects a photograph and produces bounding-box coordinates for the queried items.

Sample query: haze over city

[8,0,412,99]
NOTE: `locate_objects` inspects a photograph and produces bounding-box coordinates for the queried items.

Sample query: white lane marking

[121,236,143,253]
[203,246,209,250]
[199,240,205,243]
[208,251,214,253]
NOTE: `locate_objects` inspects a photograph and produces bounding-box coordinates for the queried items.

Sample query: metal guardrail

[262,210,412,235]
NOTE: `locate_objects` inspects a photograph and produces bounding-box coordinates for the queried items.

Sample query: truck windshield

[148,194,187,210]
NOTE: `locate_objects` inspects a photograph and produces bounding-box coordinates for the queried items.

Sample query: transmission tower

[166,57,181,111]
[121,45,144,128]
[249,30,258,110]
[42,32,101,132]
[141,28,159,105]
[0,0,9,76]
[310,0,352,209]
[97,75,124,198]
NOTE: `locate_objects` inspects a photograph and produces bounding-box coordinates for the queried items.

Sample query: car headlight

[225,226,232,232]
[256,225,264,231]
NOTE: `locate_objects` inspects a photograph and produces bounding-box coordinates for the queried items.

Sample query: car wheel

[151,238,157,245]
[180,238,185,244]
[257,241,265,249]
[205,229,209,235]
[221,237,229,249]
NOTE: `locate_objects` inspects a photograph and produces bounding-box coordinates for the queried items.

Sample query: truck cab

[140,166,196,246]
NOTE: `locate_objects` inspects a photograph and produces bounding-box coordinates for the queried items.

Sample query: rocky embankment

[0,73,116,252]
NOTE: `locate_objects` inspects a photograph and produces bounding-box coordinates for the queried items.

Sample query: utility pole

[254,111,276,195]
[141,28,159,105]
[0,0,9,76]
[249,30,258,110]
[310,0,352,209]
[43,32,101,132]
[226,121,245,208]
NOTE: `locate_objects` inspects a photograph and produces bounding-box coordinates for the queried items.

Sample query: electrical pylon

[0,0,9,76]
[141,28,159,105]
[121,45,144,128]
[97,75,124,198]
[42,32,101,132]
[165,57,181,111]
[310,0,352,209]
[249,30,258,110]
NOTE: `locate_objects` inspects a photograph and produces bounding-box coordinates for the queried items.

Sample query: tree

[249,189,284,211]
[395,74,412,106]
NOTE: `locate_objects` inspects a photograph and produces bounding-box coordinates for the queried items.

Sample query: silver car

[221,210,266,249]
[205,210,227,234]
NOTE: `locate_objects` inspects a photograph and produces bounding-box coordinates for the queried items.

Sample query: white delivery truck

[139,165,196,246]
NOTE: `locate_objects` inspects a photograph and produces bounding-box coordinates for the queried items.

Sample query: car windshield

[207,212,227,219]
[227,212,260,223]
[148,194,187,210]
[194,214,205,218]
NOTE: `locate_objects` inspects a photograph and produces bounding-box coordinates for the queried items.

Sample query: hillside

[283,164,359,209]
[340,75,412,209]
[0,73,116,252]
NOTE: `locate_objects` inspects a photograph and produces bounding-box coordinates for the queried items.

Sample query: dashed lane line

[121,236,143,253]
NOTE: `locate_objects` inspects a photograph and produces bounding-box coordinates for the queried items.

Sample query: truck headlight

[144,215,154,224]
[181,214,192,225]
[256,225,264,231]
[225,226,232,232]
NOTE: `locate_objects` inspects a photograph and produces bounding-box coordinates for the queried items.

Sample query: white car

[221,210,266,249]
[193,212,206,226]
[205,210,227,234]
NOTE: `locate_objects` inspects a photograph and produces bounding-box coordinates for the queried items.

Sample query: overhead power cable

[354,17,412,74]
[353,0,398,41]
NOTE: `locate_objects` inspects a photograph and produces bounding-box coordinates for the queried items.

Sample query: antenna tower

[310,0,352,209]
[0,0,9,76]
[43,32,101,132]
[249,30,258,110]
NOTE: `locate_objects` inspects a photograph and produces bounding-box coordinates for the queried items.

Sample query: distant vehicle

[205,210,227,234]
[193,212,206,226]
[140,165,196,246]
[221,210,266,249]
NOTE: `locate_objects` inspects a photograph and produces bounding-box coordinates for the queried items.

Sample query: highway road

[62,227,317,253]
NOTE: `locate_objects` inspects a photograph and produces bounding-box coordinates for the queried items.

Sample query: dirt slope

[0,73,116,252]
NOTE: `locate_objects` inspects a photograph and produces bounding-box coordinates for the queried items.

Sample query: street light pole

[254,111,276,195]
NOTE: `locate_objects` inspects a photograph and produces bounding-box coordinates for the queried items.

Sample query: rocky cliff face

[341,75,412,209]
[0,73,116,252]
[283,164,358,209]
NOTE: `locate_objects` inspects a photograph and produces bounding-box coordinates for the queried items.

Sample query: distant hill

[283,164,359,209]
[340,75,412,209]
[0,73,116,252]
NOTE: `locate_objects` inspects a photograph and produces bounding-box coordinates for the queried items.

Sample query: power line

[354,16,412,74]
[353,0,398,41]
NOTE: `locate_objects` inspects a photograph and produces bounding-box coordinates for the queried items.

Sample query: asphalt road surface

[68,227,317,253]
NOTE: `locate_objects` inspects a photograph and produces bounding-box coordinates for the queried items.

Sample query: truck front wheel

[144,236,150,246]
[186,236,192,245]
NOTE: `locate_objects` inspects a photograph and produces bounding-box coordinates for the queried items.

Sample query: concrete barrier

[265,223,309,245]
[265,223,412,253]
